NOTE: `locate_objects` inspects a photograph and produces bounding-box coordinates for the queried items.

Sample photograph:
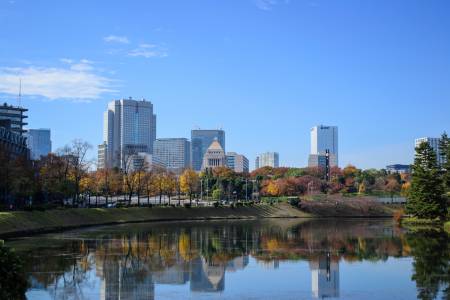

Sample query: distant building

[0,103,29,158]
[153,138,191,173]
[191,129,225,171]
[98,142,108,169]
[308,153,337,170]
[99,98,157,169]
[386,164,411,174]
[226,152,249,173]
[0,126,29,159]
[127,152,165,172]
[309,125,338,167]
[415,137,444,166]
[25,129,51,160]
[255,152,279,168]
[0,102,28,135]
[202,139,227,170]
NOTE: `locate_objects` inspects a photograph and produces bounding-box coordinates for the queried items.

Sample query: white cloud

[254,0,277,10]
[254,0,290,10]
[103,35,130,44]
[0,60,116,101]
[128,44,168,58]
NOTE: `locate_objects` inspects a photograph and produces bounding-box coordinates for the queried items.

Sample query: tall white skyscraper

[309,125,338,167]
[99,98,156,169]
[415,137,444,166]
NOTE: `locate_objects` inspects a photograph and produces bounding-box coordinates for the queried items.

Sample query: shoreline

[0,203,395,240]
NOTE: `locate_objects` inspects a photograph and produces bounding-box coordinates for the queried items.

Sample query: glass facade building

[25,129,51,160]
[153,138,191,172]
[99,98,156,169]
[191,130,225,171]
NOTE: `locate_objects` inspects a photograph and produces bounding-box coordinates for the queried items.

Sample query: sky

[0,0,449,169]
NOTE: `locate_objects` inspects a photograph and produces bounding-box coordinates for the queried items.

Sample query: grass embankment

[0,203,310,238]
[0,199,397,239]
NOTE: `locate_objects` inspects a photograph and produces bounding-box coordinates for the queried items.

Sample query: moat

[4,218,450,299]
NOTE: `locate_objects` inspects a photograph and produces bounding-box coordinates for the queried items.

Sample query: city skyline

[1,1,450,169]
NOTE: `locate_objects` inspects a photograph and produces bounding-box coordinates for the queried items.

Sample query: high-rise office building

[99,98,156,169]
[25,129,51,160]
[0,102,28,135]
[154,138,191,173]
[191,129,225,171]
[226,152,249,173]
[0,103,29,158]
[415,137,444,166]
[255,152,279,168]
[309,125,338,168]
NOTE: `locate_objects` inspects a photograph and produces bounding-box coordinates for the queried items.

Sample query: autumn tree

[67,139,92,205]
[180,169,199,205]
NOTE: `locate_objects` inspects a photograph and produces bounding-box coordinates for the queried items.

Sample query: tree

[406,142,446,219]
[68,140,92,206]
[266,181,280,197]
[212,188,222,200]
[180,169,199,205]
[121,153,137,205]
[439,132,450,193]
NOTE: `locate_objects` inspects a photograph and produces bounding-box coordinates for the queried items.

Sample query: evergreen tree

[406,141,446,219]
[439,132,450,193]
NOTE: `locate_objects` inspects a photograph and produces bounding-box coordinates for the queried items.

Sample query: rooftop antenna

[17,78,22,107]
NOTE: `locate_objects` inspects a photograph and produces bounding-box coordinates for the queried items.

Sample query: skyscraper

[255,152,279,168]
[99,98,156,169]
[153,138,191,173]
[415,137,444,166]
[226,152,249,173]
[25,129,51,160]
[309,125,338,168]
[191,129,225,171]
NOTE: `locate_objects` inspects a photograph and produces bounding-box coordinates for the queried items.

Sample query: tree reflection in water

[406,229,450,300]
[4,219,450,299]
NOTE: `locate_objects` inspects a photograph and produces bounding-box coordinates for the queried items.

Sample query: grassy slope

[0,201,396,238]
[0,203,311,238]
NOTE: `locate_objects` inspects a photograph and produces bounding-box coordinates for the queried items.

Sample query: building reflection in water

[309,253,339,299]
[98,258,155,300]
[21,220,409,299]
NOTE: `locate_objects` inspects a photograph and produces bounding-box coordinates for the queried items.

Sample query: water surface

[4,219,450,299]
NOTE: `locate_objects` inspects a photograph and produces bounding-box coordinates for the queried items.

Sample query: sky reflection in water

[5,219,449,300]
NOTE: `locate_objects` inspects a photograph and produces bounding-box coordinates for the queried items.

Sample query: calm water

[4,219,450,299]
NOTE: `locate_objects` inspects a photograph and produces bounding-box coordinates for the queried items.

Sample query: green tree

[212,188,222,200]
[439,132,450,193]
[0,245,29,300]
[406,142,446,219]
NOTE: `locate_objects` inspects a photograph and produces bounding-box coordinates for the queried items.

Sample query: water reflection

[4,219,449,299]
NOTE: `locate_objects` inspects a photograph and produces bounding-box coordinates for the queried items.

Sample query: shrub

[183,203,191,208]
[288,198,300,207]
[213,202,220,208]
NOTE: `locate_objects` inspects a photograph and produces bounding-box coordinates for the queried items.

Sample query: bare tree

[68,140,92,206]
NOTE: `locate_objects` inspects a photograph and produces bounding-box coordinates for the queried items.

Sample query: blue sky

[0,0,449,169]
